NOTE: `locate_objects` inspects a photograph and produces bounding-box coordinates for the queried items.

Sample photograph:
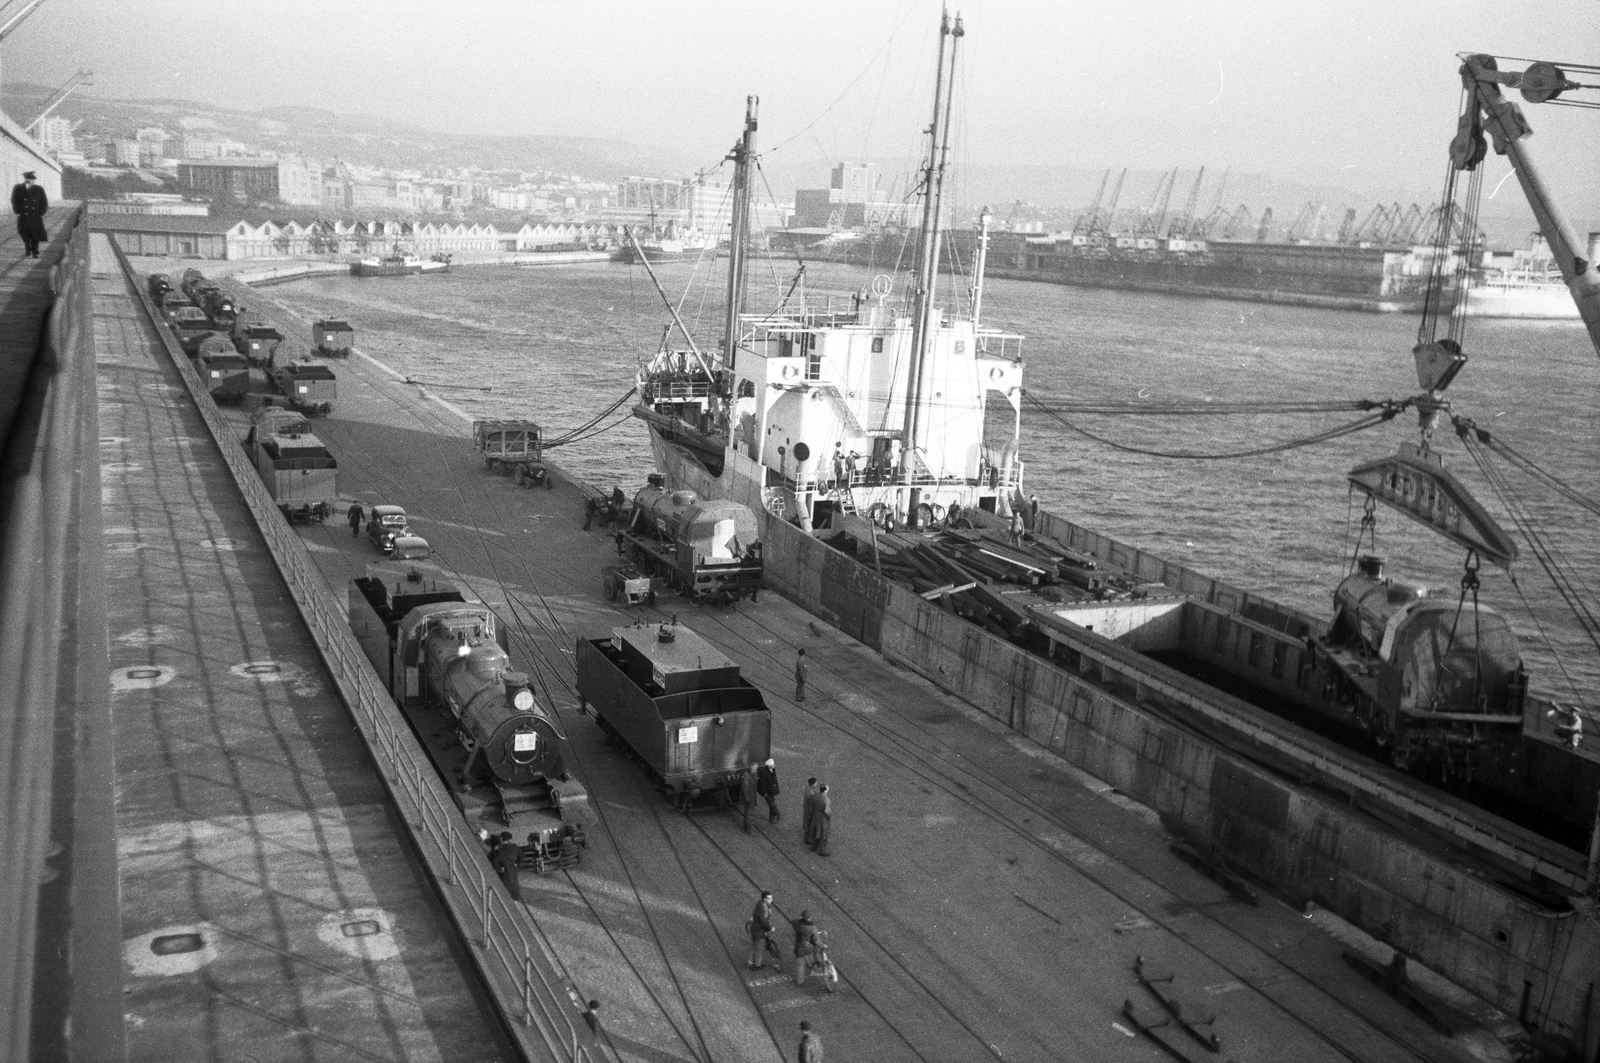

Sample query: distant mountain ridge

[5,85,709,181]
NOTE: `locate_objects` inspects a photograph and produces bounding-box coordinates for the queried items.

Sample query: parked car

[367,505,411,554]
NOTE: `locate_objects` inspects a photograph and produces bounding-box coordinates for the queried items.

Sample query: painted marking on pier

[406,515,507,536]
[1112,915,1156,934]
[318,909,400,961]
[110,665,176,691]
[124,923,219,977]
[763,996,839,1013]
[99,436,128,445]
[105,542,148,554]
[116,625,180,647]
[101,462,142,474]
[1204,981,1247,996]
[199,538,240,550]
[228,659,321,696]
[836,692,880,714]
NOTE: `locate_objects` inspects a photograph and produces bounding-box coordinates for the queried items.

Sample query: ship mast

[902,10,963,473]
[721,96,759,376]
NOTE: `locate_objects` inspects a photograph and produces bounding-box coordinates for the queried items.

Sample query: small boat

[351,254,425,278]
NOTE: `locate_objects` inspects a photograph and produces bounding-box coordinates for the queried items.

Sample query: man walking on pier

[794,648,807,703]
[348,501,364,537]
[798,1020,823,1063]
[801,777,818,842]
[811,784,833,856]
[748,890,776,969]
[493,831,523,901]
[757,758,781,822]
[736,766,758,833]
[11,171,48,259]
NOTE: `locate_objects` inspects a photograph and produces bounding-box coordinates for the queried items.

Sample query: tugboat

[351,253,425,277]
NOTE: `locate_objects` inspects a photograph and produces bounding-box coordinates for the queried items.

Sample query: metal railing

[110,237,606,1063]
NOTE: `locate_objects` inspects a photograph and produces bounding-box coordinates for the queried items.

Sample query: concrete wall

[0,110,61,203]
[751,498,1600,1046]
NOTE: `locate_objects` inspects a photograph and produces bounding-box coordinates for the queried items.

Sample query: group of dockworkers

[747,890,838,992]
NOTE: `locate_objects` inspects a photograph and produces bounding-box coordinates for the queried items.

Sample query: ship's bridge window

[805,334,821,381]
[871,336,884,353]
[779,337,794,358]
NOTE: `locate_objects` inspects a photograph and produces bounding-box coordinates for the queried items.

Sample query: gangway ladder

[836,484,859,516]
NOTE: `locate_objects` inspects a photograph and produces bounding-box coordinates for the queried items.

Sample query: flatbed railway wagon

[576,620,771,811]
[245,407,337,523]
[273,361,338,416]
[473,419,551,487]
[313,319,354,357]
[350,561,588,871]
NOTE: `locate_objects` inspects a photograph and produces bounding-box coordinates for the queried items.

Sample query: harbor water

[261,259,1600,694]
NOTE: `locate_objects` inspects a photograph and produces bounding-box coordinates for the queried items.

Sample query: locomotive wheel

[603,575,618,601]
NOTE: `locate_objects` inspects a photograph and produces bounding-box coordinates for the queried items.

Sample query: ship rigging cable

[1457,429,1600,657]
[1022,391,1406,459]
[1022,395,1394,416]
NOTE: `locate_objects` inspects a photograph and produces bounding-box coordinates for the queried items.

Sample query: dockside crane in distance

[1335,208,1358,245]
[1194,168,1230,238]
[22,67,91,137]
[1137,168,1179,237]
[1451,53,1600,353]
[1094,168,1127,237]
[1074,169,1110,236]
[1168,167,1206,239]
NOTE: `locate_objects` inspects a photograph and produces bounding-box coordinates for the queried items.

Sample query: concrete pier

[93,234,512,1063]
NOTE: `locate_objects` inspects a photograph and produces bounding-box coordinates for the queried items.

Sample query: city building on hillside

[792,161,912,230]
[179,155,323,206]
[135,128,169,165]
[111,138,142,167]
[39,116,75,156]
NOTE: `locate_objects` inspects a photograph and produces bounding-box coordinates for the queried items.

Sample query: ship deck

[188,271,1529,1063]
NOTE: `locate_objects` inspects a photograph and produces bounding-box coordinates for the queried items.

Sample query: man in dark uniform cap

[11,171,48,259]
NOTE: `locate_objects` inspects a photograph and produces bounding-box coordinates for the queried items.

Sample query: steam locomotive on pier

[351,562,588,872]
[614,474,763,605]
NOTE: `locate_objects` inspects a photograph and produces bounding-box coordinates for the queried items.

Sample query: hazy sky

[7,0,1597,209]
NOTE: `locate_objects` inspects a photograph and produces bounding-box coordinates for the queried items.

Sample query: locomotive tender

[273,361,337,417]
[352,562,587,870]
[1318,554,1527,770]
[577,620,771,810]
[245,407,338,523]
[615,473,763,605]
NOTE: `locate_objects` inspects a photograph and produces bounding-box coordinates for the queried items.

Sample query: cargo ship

[611,225,713,264]
[629,22,1600,1043]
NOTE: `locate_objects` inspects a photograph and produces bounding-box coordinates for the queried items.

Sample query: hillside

[5,85,706,181]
